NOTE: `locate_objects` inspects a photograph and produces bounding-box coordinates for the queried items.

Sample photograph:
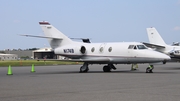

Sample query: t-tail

[146,27,166,46]
[39,22,73,49]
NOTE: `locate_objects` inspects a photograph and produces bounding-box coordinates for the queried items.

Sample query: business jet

[21,22,170,73]
[143,27,180,61]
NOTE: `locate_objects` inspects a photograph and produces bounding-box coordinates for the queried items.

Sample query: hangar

[33,48,66,60]
[33,48,55,59]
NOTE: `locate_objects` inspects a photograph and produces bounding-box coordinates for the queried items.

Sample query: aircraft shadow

[36,70,176,75]
[163,67,180,70]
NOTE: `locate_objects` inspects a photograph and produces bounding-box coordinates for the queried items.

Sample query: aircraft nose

[155,51,171,60]
[164,54,171,60]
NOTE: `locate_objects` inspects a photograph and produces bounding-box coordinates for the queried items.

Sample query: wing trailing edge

[38,58,110,63]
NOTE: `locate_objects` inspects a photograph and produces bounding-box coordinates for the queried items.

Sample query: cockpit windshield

[137,45,147,49]
[128,44,148,50]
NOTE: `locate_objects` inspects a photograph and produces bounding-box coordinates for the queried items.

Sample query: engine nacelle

[54,45,87,58]
[80,46,86,54]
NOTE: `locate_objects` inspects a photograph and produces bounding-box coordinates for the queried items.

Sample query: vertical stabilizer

[146,27,166,45]
[39,22,73,49]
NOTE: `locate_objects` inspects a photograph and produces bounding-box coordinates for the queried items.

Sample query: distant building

[1,47,65,60]
[4,50,33,59]
[0,53,18,60]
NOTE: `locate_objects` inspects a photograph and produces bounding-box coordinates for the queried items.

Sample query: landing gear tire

[80,66,89,73]
[103,66,111,72]
[150,70,153,73]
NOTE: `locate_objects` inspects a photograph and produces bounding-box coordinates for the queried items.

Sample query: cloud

[173,26,180,31]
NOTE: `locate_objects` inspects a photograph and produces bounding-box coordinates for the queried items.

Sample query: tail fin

[146,27,166,45]
[39,22,73,49]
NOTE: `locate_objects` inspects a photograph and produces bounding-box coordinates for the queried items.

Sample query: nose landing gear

[146,65,154,73]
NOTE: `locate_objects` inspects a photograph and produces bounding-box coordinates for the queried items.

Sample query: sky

[0,0,180,50]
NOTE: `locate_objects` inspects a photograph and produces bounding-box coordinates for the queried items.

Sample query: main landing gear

[103,64,116,72]
[80,62,89,73]
[146,65,154,73]
[79,63,117,73]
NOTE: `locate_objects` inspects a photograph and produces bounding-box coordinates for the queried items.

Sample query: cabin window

[91,47,95,52]
[108,47,112,52]
[99,47,103,52]
[128,45,134,49]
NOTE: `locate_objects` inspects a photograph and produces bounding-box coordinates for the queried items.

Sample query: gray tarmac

[0,63,180,101]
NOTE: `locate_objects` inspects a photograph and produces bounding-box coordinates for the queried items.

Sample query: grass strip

[0,60,81,67]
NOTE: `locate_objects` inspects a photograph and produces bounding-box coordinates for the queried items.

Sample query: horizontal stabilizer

[143,42,165,48]
[39,22,50,25]
[19,34,63,39]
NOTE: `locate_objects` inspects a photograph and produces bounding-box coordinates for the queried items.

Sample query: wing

[39,58,110,63]
[142,42,165,49]
[70,58,110,63]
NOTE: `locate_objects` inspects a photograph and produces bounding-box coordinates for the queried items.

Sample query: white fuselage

[54,42,170,64]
